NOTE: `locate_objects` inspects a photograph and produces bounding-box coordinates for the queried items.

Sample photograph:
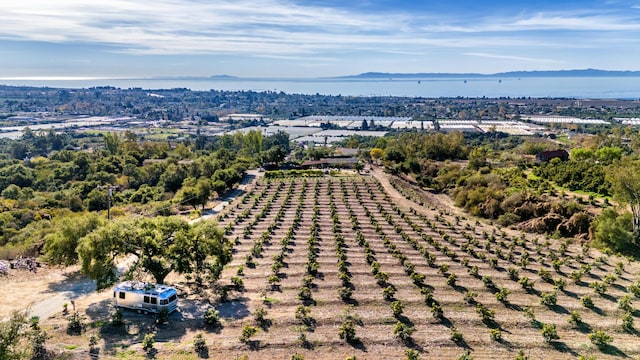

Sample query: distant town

[1,85,639,145]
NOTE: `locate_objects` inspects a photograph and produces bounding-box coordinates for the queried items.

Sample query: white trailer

[113,281,178,314]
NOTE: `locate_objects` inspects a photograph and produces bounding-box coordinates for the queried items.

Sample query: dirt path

[195,169,263,223]
[370,165,463,218]
[369,166,534,239]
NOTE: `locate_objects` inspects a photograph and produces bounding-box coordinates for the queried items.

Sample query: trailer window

[169,294,177,302]
[113,291,116,298]
[150,297,157,305]
[119,292,125,299]
[160,299,168,305]
[143,296,150,303]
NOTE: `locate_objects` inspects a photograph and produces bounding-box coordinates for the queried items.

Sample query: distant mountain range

[152,69,640,81]
[333,69,640,79]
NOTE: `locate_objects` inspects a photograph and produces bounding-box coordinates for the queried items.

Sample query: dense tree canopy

[0,130,289,256]
[77,216,231,289]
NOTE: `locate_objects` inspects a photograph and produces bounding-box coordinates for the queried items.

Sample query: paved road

[29,278,96,320]
[29,258,134,320]
[194,169,262,223]
[29,170,262,320]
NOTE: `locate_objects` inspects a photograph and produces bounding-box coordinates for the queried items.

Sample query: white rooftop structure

[520,115,608,125]
[615,117,640,125]
[390,120,433,130]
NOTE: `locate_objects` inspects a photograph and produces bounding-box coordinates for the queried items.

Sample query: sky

[1,0,640,78]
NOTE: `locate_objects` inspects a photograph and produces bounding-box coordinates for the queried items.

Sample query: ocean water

[1,77,639,99]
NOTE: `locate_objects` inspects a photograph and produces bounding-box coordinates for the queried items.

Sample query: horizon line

[2,68,640,82]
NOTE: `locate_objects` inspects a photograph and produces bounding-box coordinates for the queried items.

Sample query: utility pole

[98,185,117,220]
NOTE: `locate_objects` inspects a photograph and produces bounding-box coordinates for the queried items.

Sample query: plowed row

[207,175,640,359]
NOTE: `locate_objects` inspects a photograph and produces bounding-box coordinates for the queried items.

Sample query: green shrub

[66,311,83,335]
[538,269,553,283]
[569,270,584,284]
[111,307,123,326]
[481,276,495,289]
[581,295,594,308]
[405,349,420,360]
[578,355,596,360]
[622,312,634,332]
[438,263,449,274]
[295,305,313,328]
[338,286,353,302]
[253,307,268,325]
[394,321,415,343]
[628,282,640,297]
[541,323,559,343]
[458,350,473,360]
[590,281,607,296]
[519,276,535,291]
[203,308,220,328]
[588,330,612,349]
[507,267,519,281]
[495,287,510,303]
[489,328,502,341]
[193,333,207,357]
[383,285,396,301]
[446,273,457,287]
[231,276,244,289]
[142,333,155,352]
[514,350,528,360]
[522,306,535,321]
[450,327,464,343]
[618,295,632,312]
[298,286,313,302]
[476,303,495,323]
[554,278,567,291]
[464,291,478,304]
[568,311,581,326]
[540,291,557,306]
[239,325,259,343]
[391,300,404,319]
[338,319,357,343]
[431,304,444,320]
[29,317,47,359]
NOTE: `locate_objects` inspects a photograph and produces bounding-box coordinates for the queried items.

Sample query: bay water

[1,77,639,99]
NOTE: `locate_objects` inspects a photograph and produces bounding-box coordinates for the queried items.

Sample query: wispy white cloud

[1,0,640,63]
[0,0,406,54]
[510,13,640,31]
[464,52,564,64]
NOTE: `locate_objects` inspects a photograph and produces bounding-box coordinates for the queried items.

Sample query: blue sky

[1,0,640,78]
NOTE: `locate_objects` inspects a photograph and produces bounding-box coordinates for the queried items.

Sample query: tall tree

[44,213,105,266]
[77,217,231,289]
[370,148,383,164]
[102,132,121,155]
[609,158,640,243]
[590,208,634,253]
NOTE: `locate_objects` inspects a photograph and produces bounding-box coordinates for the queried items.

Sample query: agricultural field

[200,173,640,359]
[21,171,640,359]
